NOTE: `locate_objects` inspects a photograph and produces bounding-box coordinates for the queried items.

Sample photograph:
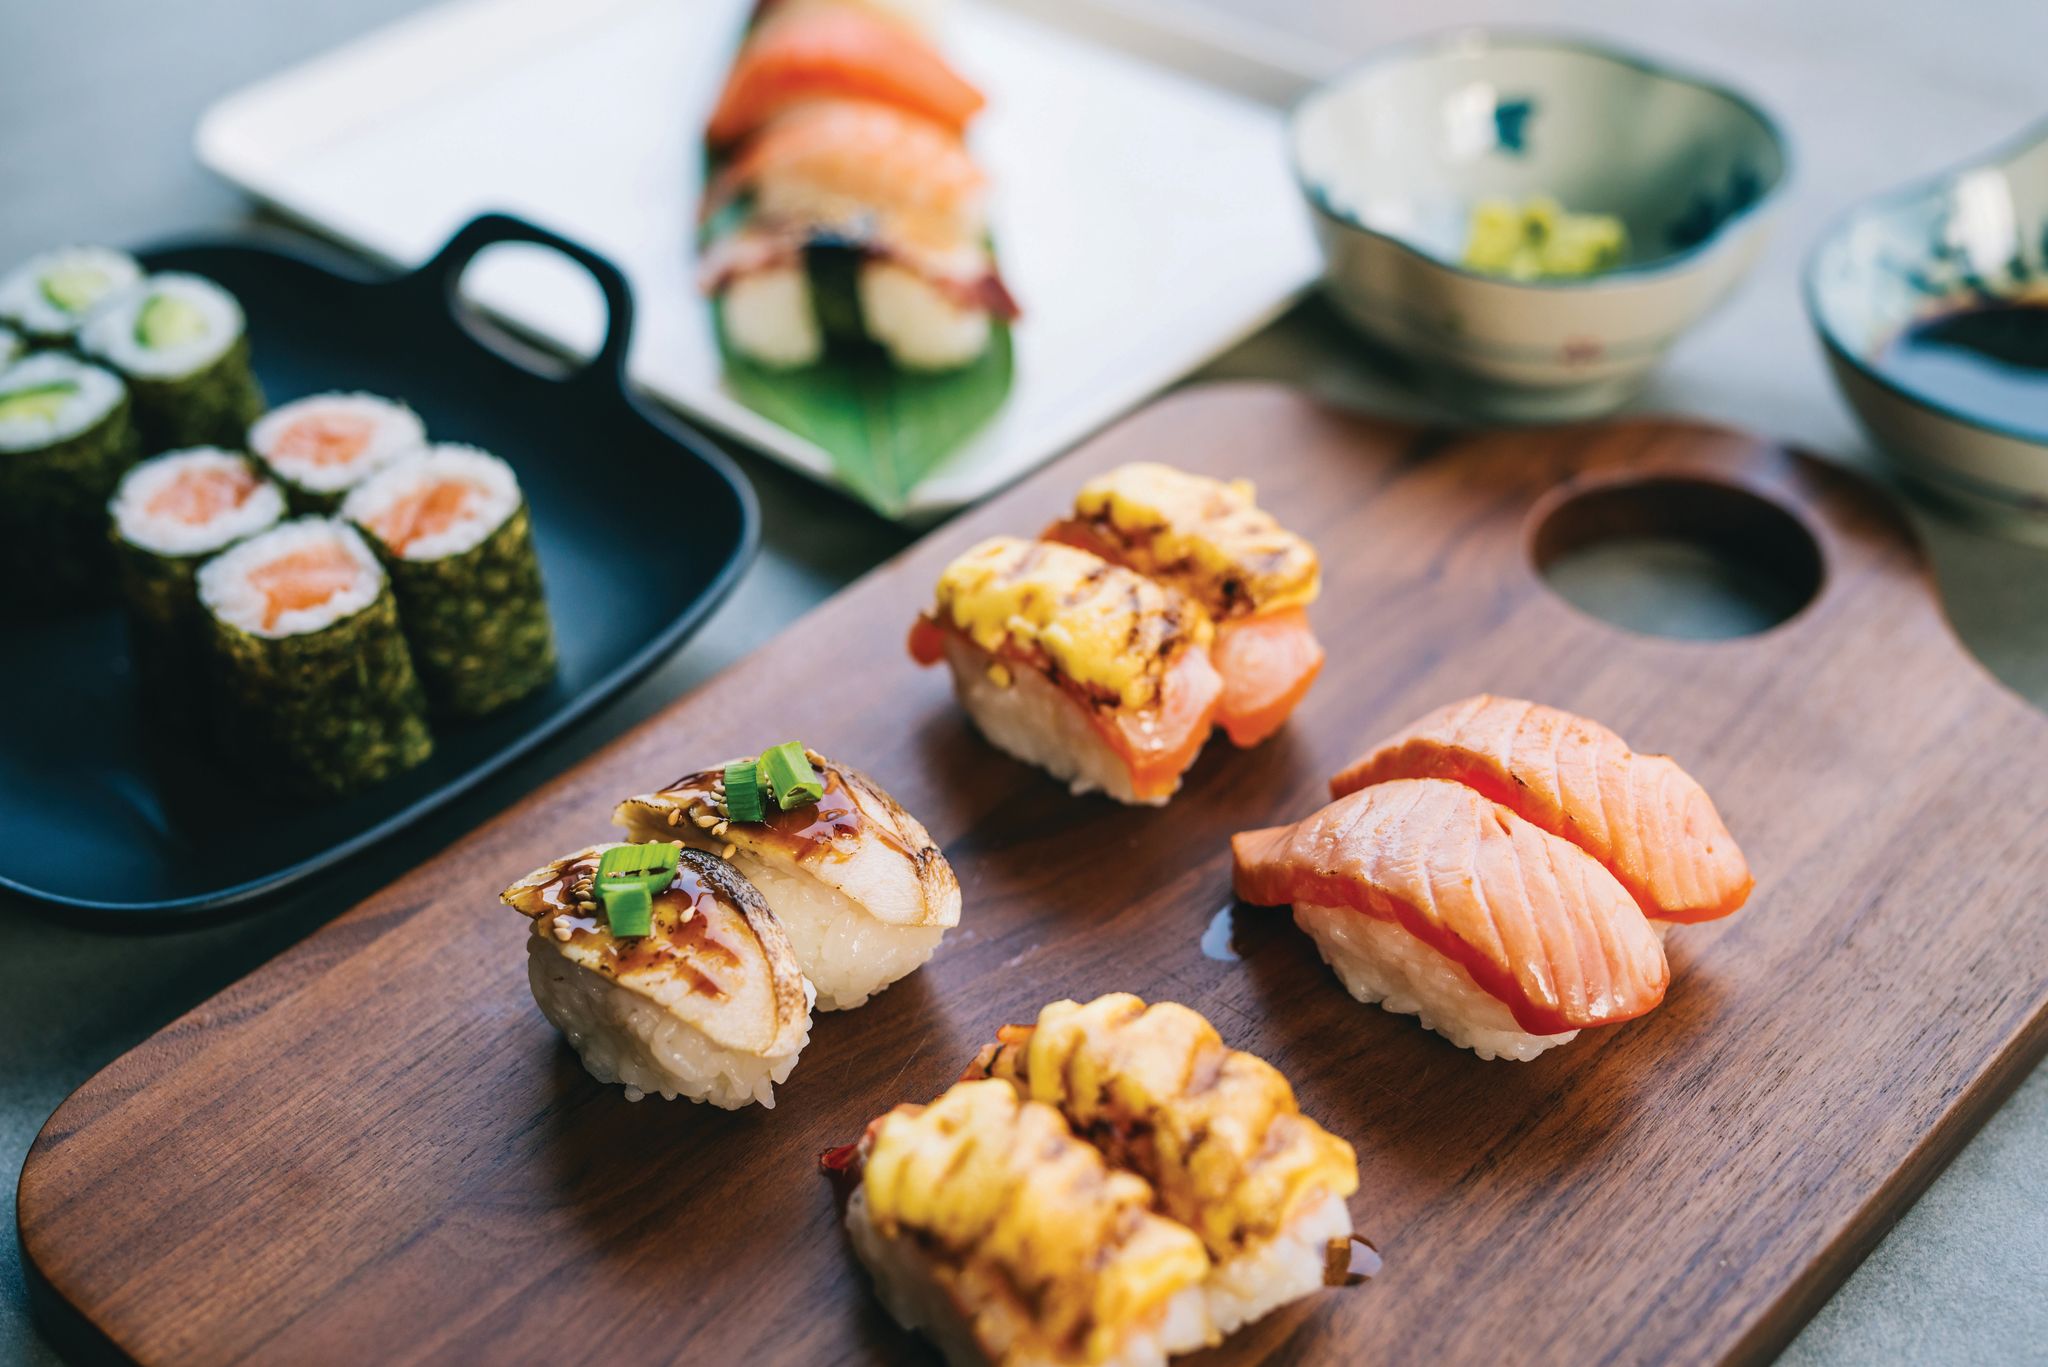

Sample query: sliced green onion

[594,842,679,937]
[0,381,77,424]
[761,740,823,810]
[723,758,765,823]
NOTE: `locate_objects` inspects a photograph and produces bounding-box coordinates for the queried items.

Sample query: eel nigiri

[1233,780,1669,1060]
[613,746,960,1011]
[1331,695,1752,924]
[966,993,1360,1335]
[843,1078,1215,1367]
[909,536,1222,805]
[1045,463,1323,747]
[700,0,1017,373]
[500,842,813,1107]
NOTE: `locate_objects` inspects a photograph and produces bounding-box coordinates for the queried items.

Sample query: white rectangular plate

[196,0,1323,518]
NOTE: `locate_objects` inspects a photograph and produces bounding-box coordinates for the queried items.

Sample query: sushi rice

[1293,901,1579,1061]
[0,245,142,345]
[342,443,556,718]
[252,392,426,510]
[524,936,812,1108]
[81,272,265,451]
[109,448,287,708]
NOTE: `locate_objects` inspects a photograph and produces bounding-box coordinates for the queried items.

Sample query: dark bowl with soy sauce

[1806,118,2048,533]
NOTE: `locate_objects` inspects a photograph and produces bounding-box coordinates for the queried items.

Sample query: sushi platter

[0,214,755,918]
[23,383,2048,1364]
[192,0,1323,517]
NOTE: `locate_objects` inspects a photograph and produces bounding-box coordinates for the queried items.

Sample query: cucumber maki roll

[0,352,143,613]
[196,518,433,797]
[343,444,556,719]
[0,246,142,347]
[109,448,286,716]
[80,273,264,452]
[250,392,425,512]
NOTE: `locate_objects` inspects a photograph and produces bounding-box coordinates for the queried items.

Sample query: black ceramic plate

[0,214,757,923]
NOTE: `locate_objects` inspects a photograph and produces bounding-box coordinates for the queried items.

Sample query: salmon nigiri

[1331,695,1752,924]
[1045,463,1323,747]
[1233,779,1669,1059]
[910,537,1221,805]
[705,1,985,149]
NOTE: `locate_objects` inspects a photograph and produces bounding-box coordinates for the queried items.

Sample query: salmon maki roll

[909,537,1222,805]
[1331,695,1753,924]
[1045,463,1322,747]
[1233,779,1669,1059]
[501,843,814,1108]
[841,1078,1215,1366]
[613,746,960,1010]
[966,993,1359,1335]
[705,0,984,148]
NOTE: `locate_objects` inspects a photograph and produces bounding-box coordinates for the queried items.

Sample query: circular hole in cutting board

[1529,477,1823,639]
[453,241,607,380]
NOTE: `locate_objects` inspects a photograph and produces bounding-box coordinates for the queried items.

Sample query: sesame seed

[721,843,736,859]
[666,809,681,827]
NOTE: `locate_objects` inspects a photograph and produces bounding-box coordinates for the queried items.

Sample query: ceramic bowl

[1290,31,1788,420]
[1806,120,2048,522]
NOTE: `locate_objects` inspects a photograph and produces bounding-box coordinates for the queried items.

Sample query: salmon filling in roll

[910,537,1221,805]
[251,392,426,509]
[1045,463,1323,747]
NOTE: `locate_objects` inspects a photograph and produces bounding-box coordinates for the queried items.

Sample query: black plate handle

[401,212,635,391]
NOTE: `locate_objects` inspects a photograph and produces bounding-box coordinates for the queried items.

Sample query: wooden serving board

[21,384,2048,1367]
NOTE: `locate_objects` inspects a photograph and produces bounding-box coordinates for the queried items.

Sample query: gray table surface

[3,0,2045,1363]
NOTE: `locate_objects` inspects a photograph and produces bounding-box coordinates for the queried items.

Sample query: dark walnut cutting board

[20,384,2048,1367]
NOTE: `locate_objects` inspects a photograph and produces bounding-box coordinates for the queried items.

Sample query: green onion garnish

[594,842,679,938]
[723,758,765,823]
[761,741,823,810]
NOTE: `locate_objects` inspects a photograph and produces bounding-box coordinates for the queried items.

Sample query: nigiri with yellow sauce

[909,536,1222,805]
[840,1078,1216,1366]
[1045,462,1323,747]
[966,993,1361,1336]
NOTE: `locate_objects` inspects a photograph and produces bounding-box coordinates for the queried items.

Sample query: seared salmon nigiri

[840,1078,1215,1367]
[501,843,813,1108]
[967,993,1361,1336]
[909,536,1223,805]
[613,745,960,1011]
[1046,462,1323,747]
[1233,780,1670,1060]
[1331,695,1753,924]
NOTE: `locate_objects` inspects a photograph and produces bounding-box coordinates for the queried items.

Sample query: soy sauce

[1880,300,2048,438]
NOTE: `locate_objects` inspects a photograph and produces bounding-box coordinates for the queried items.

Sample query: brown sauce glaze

[659,764,917,864]
[554,865,742,1000]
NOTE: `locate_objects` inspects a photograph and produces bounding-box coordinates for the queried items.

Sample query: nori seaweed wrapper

[126,332,266,454]
[206,584,434,797]
[366,502,557,718]
[111,511,282,722]
[0,386,143,616]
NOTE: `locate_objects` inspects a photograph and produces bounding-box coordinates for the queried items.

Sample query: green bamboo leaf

[714,305,1012,517]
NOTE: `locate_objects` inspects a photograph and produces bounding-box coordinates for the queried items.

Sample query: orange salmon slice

[145,462,260,525]
[1232,779,1669,1036]
[1331,695,1753,923]
[707,8,984,147]
[1212,608,1323,748]
[247,541,364,631]
[271,412,376,469]
[362,478,479,557]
